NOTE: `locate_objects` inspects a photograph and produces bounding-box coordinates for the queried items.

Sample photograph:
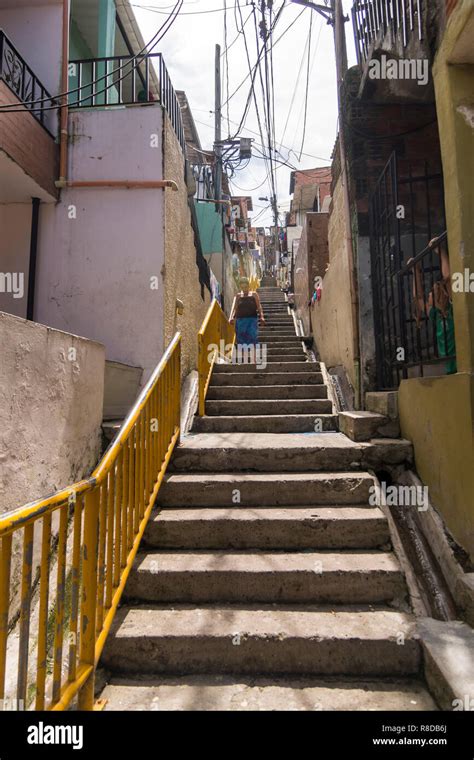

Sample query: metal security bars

[69,52,185,153]
[0,30,56,136]
[198,300,235,416]
[399,232,456,378]
[369,152,453,389]
[351,0,423,64]
[0,333,181,711]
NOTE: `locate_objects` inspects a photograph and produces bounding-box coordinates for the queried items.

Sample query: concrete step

[191,414,338,433]
[213,362,319,373]
[157,472,374,507]
[260,342,305,350]
[260,335,300,342]
[205,399,333,416]
[206,384,328,400]
[143,507,391,549]
[263,318,294,323]
[264,355,308,362]
[170,433,413,472]
[100,674,437,711]
[124,550,406,604]
[101,606,421,676]
[102,419,123,445]
[260,329,297,335]
[209,372,324,386]
[266,344,305,350]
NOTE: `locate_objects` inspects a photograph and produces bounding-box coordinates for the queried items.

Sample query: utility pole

[289,0,360,405]
[214,44,222,213]
[214,43,226,306]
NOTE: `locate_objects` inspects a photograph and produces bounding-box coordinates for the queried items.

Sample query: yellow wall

[399,374,474,558]
[399,1,474,560]
[163,115,211,379]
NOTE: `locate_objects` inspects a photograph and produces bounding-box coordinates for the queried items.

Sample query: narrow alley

[0,0,473,748]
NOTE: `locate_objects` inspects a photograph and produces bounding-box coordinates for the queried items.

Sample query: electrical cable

[221,5,305,107]
[297,9,312,161]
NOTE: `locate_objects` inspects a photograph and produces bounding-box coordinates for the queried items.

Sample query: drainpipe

[58,0,70,184]
[55,180,178,190]
[26,198,41,321]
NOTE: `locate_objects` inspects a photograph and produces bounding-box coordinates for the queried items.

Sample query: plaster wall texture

[0,3,63,97]
[0,204,31,318]
[0,310,105,514]
[163,114,211,380]
[294,213,329,335]
[223,233,239,315]
[399,373,474,561]
[34,107,165,383]
[311,176,356,388]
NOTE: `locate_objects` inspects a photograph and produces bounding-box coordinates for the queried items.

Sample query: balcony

[350,1,440,101]
[351,0,424,65]
[69,52,185,153]
[0,30,56,136]
[0,30,58,202]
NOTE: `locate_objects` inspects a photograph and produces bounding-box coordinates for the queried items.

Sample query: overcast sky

[132,0,357,228]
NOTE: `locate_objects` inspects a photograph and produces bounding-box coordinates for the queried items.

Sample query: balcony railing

[399,232,457,378]
[69,52,185,153]
[351,0,424,64]
[0,30,56,136]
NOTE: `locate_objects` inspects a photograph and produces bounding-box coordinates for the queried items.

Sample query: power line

[193,116,332,163]
[297,9,312,161]
[221,5,306,107]
[223,0,231,138]
[132,2,238,13]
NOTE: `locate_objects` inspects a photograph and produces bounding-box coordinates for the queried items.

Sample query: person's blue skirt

[235,316,258,346]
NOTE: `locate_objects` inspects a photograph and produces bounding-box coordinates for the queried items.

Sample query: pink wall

[0,2,63,134]
[35,106,166,382]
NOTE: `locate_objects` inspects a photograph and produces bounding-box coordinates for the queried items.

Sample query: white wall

[0,310,105,513]
[35,106,166,382]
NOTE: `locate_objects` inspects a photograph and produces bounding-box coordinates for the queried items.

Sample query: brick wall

[0,82,58,199]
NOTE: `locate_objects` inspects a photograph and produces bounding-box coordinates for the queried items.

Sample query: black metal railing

[69,52,185,153]
[0,30,56,136]
[369,152,455,389]
[399,232,456,378]
[351,0,423,64]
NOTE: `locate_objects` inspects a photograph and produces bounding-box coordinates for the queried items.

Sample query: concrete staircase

[193,287,337,434]
[99,286,437,711]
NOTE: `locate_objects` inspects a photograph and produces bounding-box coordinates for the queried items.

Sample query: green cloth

[429,302,457,374]
[195,202,223,255]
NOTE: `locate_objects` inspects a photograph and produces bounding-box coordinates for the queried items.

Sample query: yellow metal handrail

[249,275,260,291]
[198,299,235,416]
[0,332,181,711]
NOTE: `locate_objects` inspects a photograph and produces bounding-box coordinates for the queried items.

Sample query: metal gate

[369,152,449,389]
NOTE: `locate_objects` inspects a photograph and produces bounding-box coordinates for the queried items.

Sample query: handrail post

[77,486,100,710]
[198,332,205,416]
